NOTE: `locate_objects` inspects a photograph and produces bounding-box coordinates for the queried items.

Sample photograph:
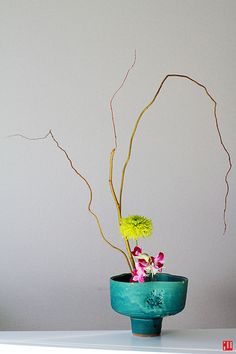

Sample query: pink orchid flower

[130,264,146,283]
[130,247,165,282]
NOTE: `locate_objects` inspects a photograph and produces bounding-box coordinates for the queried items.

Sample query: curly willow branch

[109,50,137,150]
[9,131,132,271]
[108,50,136,220]
[119,74,232,235]
[109,51,137,270]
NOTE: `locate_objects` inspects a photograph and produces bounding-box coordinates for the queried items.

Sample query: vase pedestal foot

[130,317,163,337]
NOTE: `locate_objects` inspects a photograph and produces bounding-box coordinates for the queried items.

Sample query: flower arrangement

[119,215,164,282]
[11,53,232,283]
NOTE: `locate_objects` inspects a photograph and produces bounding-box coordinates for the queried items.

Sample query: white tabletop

[0,329,235,353]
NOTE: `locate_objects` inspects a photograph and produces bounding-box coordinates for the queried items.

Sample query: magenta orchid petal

[130,260,148,282]
[131,246,142,256]
[154,252,164,269]
[132,275,144,282]
[130,269,138,282]
[132,269,138,276]
[136,262,147,274]
[155,252,164,262]
[138,275,145,283]
[138,258,149,268]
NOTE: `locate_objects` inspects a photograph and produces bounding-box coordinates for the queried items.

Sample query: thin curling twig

[109,148,121,221]
[10,130,132,271]
[119,74,232,235]
[109,51,137,270]
[109,50,137,150]
[108,50,136,220]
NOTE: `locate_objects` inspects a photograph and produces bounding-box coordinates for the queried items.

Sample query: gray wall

[0,0,235,330]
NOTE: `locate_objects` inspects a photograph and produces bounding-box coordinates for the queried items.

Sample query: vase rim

[110,272,188,284]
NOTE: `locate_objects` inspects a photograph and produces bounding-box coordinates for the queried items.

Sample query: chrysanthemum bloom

[119,215,153,240]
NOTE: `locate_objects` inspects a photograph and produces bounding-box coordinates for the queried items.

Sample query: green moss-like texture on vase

[110,273,188,336]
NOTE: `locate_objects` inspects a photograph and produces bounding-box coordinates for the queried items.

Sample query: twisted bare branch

[109,148,121,221]
[109,50,137,150]
[108,51,137,270]
[10,130,132,270]
[119,74,232,235]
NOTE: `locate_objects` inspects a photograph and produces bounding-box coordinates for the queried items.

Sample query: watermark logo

[222,340,233,351]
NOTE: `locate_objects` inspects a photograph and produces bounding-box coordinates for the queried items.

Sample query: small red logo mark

[222,340,233,351]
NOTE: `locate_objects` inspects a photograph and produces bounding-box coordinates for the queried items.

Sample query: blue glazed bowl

[110,273,188,336]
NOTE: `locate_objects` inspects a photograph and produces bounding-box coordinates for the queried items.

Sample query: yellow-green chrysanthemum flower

[119,215,153,240]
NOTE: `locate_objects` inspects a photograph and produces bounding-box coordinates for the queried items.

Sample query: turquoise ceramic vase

[110,273,188,336]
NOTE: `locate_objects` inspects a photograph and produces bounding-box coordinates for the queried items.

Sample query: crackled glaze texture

[110,273,188,336]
